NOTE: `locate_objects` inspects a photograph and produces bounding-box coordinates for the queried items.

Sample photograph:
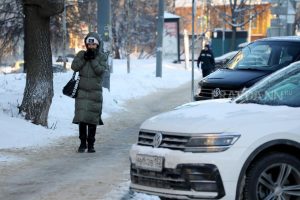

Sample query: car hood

[201,69,270,88]
[140,99,300,135]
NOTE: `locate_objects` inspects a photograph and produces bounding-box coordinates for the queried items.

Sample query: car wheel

[160,197,175,200]
[244,153,300,200]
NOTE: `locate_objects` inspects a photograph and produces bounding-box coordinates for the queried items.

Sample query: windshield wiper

[221,66,230,70]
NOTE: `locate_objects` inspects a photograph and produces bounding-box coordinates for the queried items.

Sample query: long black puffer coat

[71,32,108,125]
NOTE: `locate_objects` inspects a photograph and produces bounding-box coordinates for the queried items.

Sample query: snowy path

[0,82,191,200]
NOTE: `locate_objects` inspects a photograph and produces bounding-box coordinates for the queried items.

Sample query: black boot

[78,144,87,153]
[87,124,96,153]
[87,146,95,153]
[78,123,87,153]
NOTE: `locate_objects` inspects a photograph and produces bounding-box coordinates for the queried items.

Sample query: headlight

[185,133,240,153]
[196,83,202,94]
[196,87,201,95]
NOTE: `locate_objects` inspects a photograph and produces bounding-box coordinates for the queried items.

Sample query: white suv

[129,62,300,200]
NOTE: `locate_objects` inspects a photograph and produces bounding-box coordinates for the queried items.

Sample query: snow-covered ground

[0,58,201,159]
[0,58,201,199]
[102,181,160,200]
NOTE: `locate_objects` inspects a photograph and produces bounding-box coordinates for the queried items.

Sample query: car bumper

[130,163,225,199]
[194,94,212,101]
[130,145,244,200]
[131,184,219,199]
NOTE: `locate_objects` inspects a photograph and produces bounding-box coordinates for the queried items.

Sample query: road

[0,82,192,200]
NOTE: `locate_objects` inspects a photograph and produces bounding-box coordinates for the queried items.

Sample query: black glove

[84,49,96,60]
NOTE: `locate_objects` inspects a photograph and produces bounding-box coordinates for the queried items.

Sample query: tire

[244,152,300,200]
[160,197,175,200]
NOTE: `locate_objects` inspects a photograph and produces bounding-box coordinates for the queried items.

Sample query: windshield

[227,42,300,71]
[235,62,300,107]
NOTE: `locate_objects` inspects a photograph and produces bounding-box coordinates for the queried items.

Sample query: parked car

[10,60,64,73]
[214,42,249,69]
[56,56,68,62]
[11,60,25,73]
[52,64,65,73]
[195,36,300,100]
[214,51,238,69]
[129,61,300,200]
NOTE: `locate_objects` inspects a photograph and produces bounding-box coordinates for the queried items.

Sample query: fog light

[192,182,218,192]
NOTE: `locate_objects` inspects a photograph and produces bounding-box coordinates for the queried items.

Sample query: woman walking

[71,32,108,153]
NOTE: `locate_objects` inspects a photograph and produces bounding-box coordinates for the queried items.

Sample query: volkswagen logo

[212,88,222,98]
[153,132,163,148]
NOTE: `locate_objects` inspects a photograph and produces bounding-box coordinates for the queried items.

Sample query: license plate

[135,154,164,172]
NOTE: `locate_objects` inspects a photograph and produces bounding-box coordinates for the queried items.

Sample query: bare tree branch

[211,0,266,28]
[0,0,23,63]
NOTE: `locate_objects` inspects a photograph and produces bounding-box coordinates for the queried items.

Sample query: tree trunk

[230,26,237,51]
[20,5,54,127]
[114,46,121,59]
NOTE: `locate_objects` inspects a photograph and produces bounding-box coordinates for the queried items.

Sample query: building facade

[267,0,298,36]
[175,1,272,41]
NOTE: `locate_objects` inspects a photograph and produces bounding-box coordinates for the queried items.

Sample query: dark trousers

[79,122,96,148]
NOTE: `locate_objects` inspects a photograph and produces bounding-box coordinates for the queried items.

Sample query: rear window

[227,41,300,71]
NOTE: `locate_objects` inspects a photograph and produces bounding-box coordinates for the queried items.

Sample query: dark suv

[194,36,300,100]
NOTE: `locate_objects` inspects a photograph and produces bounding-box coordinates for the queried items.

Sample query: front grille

[138,131,190,151]
[131,165,188,190]
[199,87,240,99]
[131,164,225,198]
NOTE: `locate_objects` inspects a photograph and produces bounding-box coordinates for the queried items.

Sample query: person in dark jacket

[197,44,215,77]
[71,32,108,153]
